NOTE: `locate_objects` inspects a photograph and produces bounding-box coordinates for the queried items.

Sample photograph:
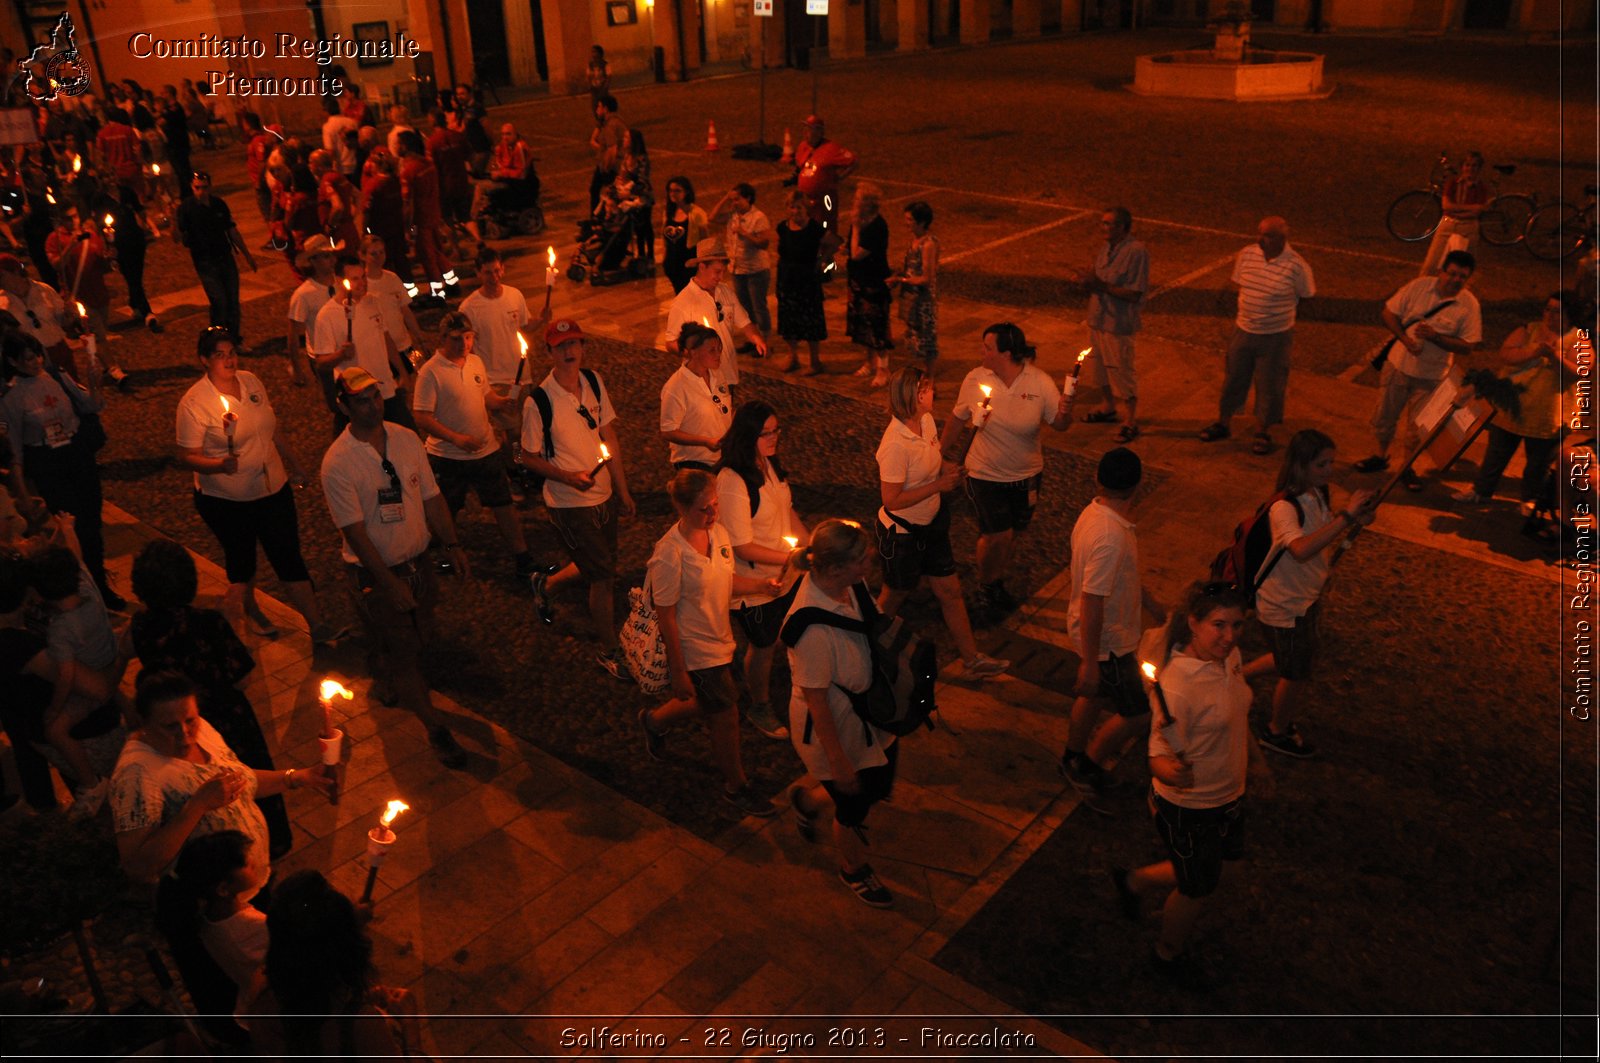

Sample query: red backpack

[1210,488,1317,602]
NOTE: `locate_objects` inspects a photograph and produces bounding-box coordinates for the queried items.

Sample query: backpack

[1210,488,1313,602]
[780,581,939,741]
[526,368,603,490]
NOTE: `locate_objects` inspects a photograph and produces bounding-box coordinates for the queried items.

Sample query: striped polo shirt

[1232,243,1315,335]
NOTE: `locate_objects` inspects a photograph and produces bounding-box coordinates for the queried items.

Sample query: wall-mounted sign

[754,0,772,14]
[806,0,828,14]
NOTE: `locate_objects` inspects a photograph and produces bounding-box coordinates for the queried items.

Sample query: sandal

[852,363,872,378]
[1198,422,1230,442]
[1081,408,1118,424]
[1251,432,1275,455]
[1116,424,1141,443]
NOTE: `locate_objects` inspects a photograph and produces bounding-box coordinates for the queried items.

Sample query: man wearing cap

[411,311,538,579]
[320,366,471,769]
[665,238,767,387]
[790,115,857,231]
[286,234,341,390]
[175,171,258,347]
[521,318,636,680]
[311,255,414,434]
[1060,447,1167,801]
[0,254,73,371]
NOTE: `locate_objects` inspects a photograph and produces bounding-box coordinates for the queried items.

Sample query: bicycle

[1524,184,1598,261]
[1385,151,1533,246]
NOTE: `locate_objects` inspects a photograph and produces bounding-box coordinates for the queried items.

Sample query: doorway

[466,0,510,88]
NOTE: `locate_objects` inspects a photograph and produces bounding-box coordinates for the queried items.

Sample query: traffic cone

[779,127,794,164]
[705,120,720,152]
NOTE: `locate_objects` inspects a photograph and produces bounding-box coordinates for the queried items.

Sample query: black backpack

[780,581,939,741]
[1210,488,1315,602]
[526,368,602,490]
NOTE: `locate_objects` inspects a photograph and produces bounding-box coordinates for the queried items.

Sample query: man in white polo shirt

[665,238,767,388]
[521,318,636,679]
[1199,216,1316,455]
[312,255,414,434]
[459,245,537,495]
[320,366,470,769]
[286,234,340,397]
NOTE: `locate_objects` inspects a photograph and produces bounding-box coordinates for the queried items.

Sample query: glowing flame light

[151,163,161,175]
[546,245,556,268]
[319,679,354,703]
[103,213,114,227]
[71,155,81,174]
[74,301,86,318]
[783,535,799,549]
[380,799,410,829]
[1077,347,1091,363]
[599,443,611,461]
[45,192,56,205]
[517,332,528,357]
[978,384,993,400]
[220,396,231,415]
[1141,661,1158,682]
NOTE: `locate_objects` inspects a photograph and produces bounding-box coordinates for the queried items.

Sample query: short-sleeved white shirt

[287,277,335,342]
[716,465,794,608]
[460,285,531,385]
[176,371,287,500]
[412,352,497,460]
[666,279,749,385]
[1254,489,1334,628]
[1067,499,1142,659]
[365,269,414,350]
[875,414,943,527]
[1148,647,1252,809]
[1232,243,1315,334]
[320,423,439,566]
[727,208,772,274]
[952,364,1062,483]
[784,578,891,779]
[0,281,66,348]
[659,364,732,467]
[312,294,398,398]
[647,522,737,671]
[521,369,615,510]
[1383,276,1483,381]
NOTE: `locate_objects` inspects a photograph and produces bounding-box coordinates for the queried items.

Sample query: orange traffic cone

[779,127,794,164]
[705,120,720,152]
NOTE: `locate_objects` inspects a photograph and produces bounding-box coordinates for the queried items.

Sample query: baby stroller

[567,185,653,286]
[476,174,544,239]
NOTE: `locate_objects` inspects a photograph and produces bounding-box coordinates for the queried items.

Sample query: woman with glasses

[659,322,733,472]
[661,177,707,295]
[713,402,808,740]
[1109,581,1273,989]
[876,368,1007,680]
[176,327,339,642]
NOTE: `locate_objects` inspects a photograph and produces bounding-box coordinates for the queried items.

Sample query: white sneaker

[963,654,1011,680]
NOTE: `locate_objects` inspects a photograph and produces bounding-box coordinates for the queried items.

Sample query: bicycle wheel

[1386,190,1442,242]
[1480,193,1535,246]
[1525,202,1581,260]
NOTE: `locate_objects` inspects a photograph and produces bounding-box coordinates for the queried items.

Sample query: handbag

[735,574,802,649]
[44,363,107,452]
[1370,298,1457,372]
[619,584,671,696]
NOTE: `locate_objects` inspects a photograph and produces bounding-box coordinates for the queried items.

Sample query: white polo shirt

[176,371,287,501]
[412,352,497,460]
[287,278,335,348]
[366,269,413,350]
[784,577,890,779]
[521,369,615,510]
[659,364,732,467]
[953,364,1063,483]
[1254,488,1334,628]
[647,522,737,671]
[1067,498,1141,660]
[1233,243,1315,334]
[716,465,794,608]
[320,423,438,567]
[727,208,771,275]
[460,285,531,386]
[1383,276,1483,381]
[312,294,398,399]
[1148,646,1252,809]
[875,413,943,527]
[666,278,748,385]
[0,281,67,348]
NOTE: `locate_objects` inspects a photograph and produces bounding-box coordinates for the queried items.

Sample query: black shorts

[1264,603,1320,682]
[689,665,738,714]
[821,740,899,828]
[966,474,1041,535]
[549,499,618,582]
[876,506,957,590]
[429,453,513,513]
[1097,650,1151,718]
[1151,790,1246,899]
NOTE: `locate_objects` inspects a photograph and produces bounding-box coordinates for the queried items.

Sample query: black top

[849,214,890,290]
[175,195,236,262]
[0,628,53,723]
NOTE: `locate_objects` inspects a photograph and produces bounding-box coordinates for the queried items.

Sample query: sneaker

[69,779,108,819]
[638,708,665,761]
[723,785,778,818]
[839,864,894,909]
[1353,455,1390,474]
[144,315,164,334]
[1110,865,1141,921]
[790,785,818,843]
[530,571,555,624]
[1059,754,1107,796]
[963,654,1011,680]
[597,649,629,681]
[1150,946,1210,991]
[746,701,789,739]
[1399,468,1423,492]
[1451,488,1488,504]
[428,727,469,770]
[1258,724,1316,759]
[309,621,353,646]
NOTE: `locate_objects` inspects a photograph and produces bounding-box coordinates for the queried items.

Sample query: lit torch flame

[74,301,86,318]
[103,213,115,227]
[1078,347,1091,364]
[600,443,611,461]
[783,535,799,549]
[517,332,528,357]
[220,396,231,415]
[380,799,410,829]
[1141,661,1158,683]
[978,384,993,402]
[45,192,56,205]
[71,155,81,174]
[319,679,354,703]
[151,163,161,176]
[547,245,556,268]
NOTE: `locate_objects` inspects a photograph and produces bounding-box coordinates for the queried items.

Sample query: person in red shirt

[361,150,410,279]
[396,130,447,298]
[425,109,472,236]
[309,149,359,251]
[95,110,144,193]
[791,115,858,233]
[45,205,125,385]
[241,112,280,225]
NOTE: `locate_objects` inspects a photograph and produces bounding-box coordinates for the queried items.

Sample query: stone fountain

[1132,4,1329,101]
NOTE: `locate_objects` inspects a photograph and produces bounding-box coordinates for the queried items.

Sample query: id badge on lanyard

[44,419,71,448]
[377,485,404,523]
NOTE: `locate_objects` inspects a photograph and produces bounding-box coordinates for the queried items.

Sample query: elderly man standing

[791,115,857,234]
[1354,250,1482,487]
[1199,217,1316,455]
[665,238,768,389]
[1073,206,1149,443]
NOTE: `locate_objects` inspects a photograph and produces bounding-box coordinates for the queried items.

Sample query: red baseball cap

[544,318,585,347]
